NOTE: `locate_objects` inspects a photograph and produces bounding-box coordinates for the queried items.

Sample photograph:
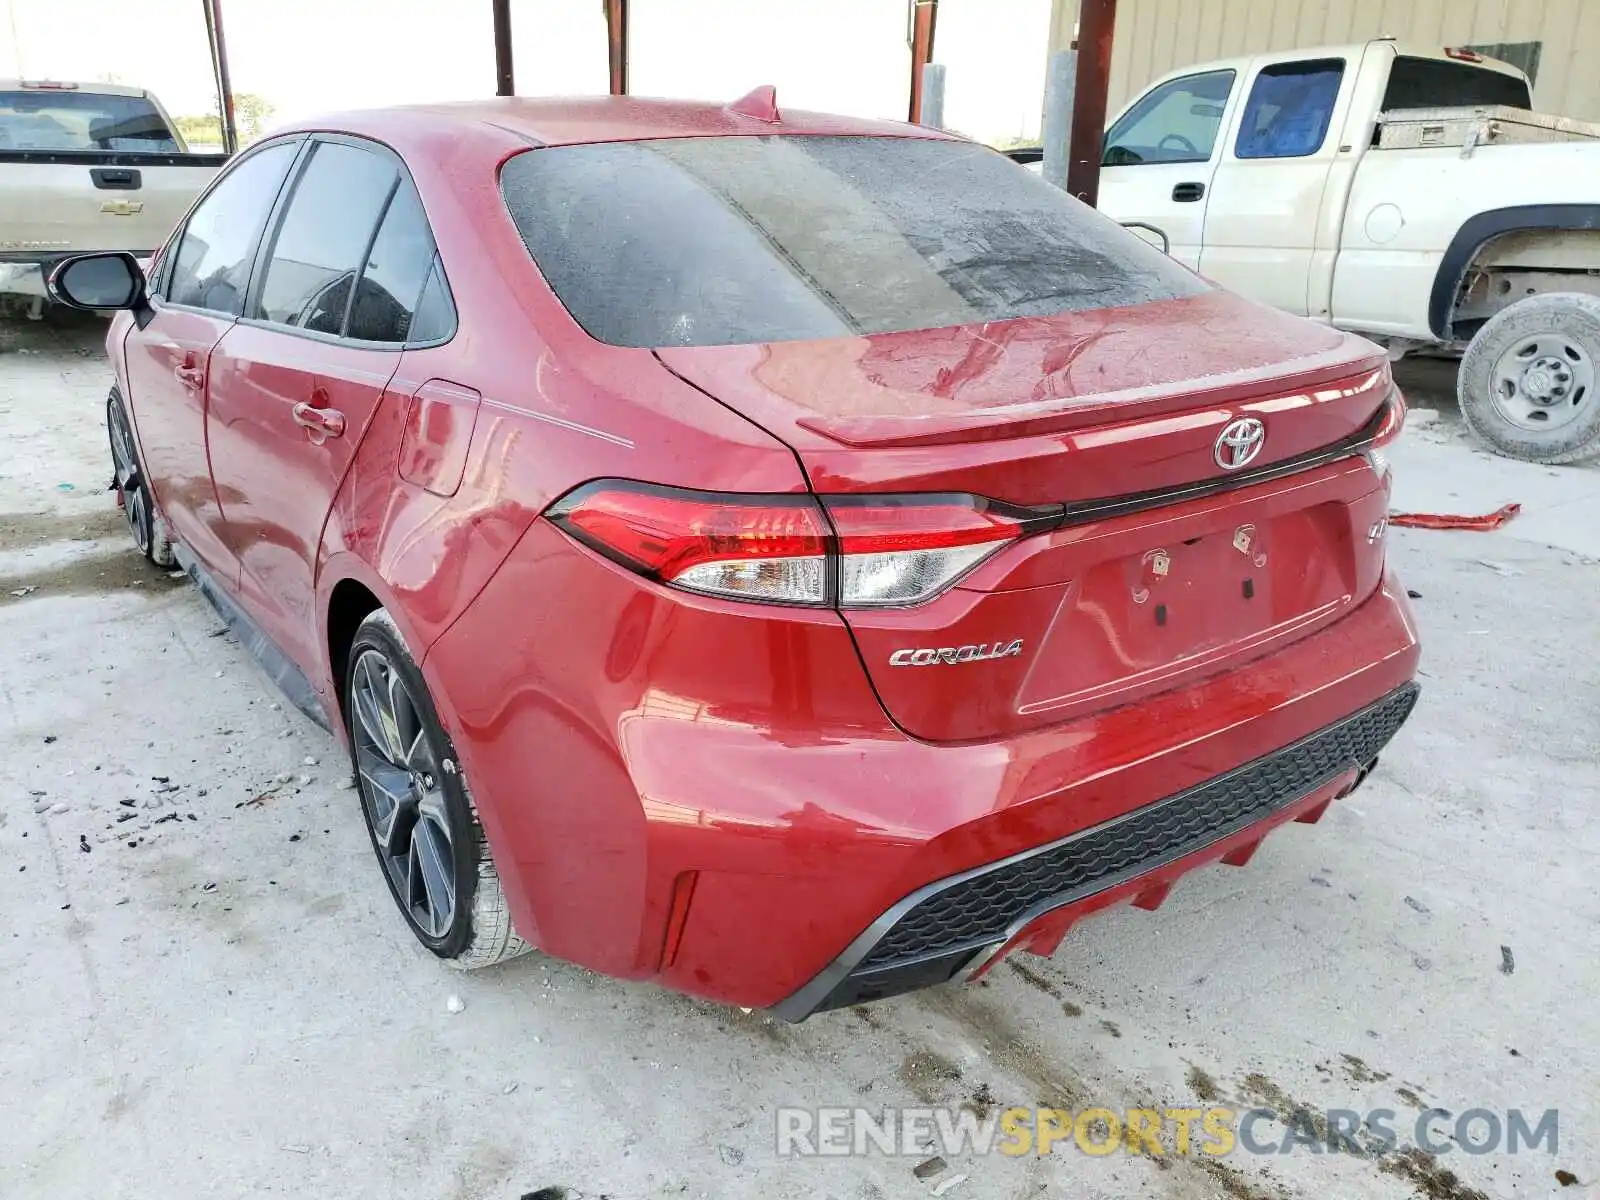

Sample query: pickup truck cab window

[1235,59,1345,160]
[168,141,298,315]
[1103,70,1235,166]
[0,89,180,152]
[1381,56,1532,111]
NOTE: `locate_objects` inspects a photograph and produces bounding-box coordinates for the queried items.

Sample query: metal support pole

[8,0,28,77]
[919,62,946,128]
[605,0,629,96]
[906,0,938,124]
[492,0,514,96]
[1065,0,1116,206]
[1041,50,1075,190]
[204,0,238,153]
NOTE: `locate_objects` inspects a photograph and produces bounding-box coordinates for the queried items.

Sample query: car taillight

[1363,387,1406,484]
[1373,387,1407,447]
[548,482,829,605]
[547,482,1046,608]
[824,495,1033,607]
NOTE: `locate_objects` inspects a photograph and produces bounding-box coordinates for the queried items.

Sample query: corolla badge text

[889,640,1024,667]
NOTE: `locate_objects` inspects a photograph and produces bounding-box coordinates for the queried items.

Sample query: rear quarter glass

[498,135,1208,348]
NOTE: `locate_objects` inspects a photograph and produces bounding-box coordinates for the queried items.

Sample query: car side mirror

[49,252,147,312]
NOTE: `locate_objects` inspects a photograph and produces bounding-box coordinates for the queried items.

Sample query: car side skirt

[173,542,332,732]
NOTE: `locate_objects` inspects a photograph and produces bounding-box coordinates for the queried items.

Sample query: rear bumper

[427,518,1421,1013]
[774,682,1417,1019]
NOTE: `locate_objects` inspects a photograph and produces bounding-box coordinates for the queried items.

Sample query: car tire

[106,387,175,567]
[345,608,530,969]
[1458,292,1600,463]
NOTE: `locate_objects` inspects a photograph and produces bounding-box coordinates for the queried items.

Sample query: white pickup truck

[0,80,223,316]
[1095,39,1600,463]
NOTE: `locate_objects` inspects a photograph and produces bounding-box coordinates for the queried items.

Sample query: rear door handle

[174,355,204,391]
[292,401,346,440]
[1172,181,1206,202]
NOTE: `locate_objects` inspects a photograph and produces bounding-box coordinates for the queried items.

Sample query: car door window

[1103,70,1235,166]
[167,141,298,314]
[346,179,445,343]
[252,141,398,335]
[1235,59,1345,160]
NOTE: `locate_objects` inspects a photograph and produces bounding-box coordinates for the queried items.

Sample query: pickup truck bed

[1379,105,1600,151]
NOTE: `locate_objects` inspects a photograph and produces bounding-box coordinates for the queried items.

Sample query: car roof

[278,94,956,149]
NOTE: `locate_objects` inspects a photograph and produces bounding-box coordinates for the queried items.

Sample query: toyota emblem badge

[1214,417,1265,471]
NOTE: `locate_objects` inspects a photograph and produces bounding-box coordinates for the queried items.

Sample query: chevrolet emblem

[100,199,144,216]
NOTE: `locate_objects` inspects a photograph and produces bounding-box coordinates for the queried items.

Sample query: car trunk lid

[655,290,1389,502]
[656,291,1398,742]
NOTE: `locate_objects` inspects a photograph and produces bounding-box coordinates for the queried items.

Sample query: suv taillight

[548,482,1049,608]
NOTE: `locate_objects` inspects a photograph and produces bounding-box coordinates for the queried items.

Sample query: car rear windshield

[0,90,181,152]
[500,135,1208,348]
[1381,57,1532,111]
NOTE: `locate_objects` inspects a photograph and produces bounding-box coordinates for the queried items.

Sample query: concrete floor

[1,321,1596,1200]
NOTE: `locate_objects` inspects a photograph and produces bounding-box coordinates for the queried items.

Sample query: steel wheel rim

[108,406,150,554]
[1490,335,1593,432]
[351,648,456,939]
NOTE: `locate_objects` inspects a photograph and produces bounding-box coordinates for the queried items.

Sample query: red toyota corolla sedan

[49,93,1419,1018]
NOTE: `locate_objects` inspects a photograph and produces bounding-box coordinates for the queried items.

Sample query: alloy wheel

[108,402,151,555]
[350,647,457,939]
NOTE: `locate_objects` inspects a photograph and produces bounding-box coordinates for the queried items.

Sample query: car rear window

[1381,57,1532,111]
[0,90,182,152]
[500,135,1208,348]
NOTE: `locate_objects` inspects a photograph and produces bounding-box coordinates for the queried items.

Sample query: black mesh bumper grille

[857,684,1419,972]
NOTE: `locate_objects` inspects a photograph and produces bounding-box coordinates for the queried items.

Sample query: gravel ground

[1,320,1596,1200]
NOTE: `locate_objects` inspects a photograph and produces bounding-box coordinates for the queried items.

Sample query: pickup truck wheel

[106,388,175,566]
[1458,292,1600,463]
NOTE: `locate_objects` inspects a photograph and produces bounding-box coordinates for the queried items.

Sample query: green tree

[232,93,274,141]
[172,112,224,148]
[170,93,275,150]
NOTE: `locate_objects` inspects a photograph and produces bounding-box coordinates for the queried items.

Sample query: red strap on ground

[1389,503,1522,531]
